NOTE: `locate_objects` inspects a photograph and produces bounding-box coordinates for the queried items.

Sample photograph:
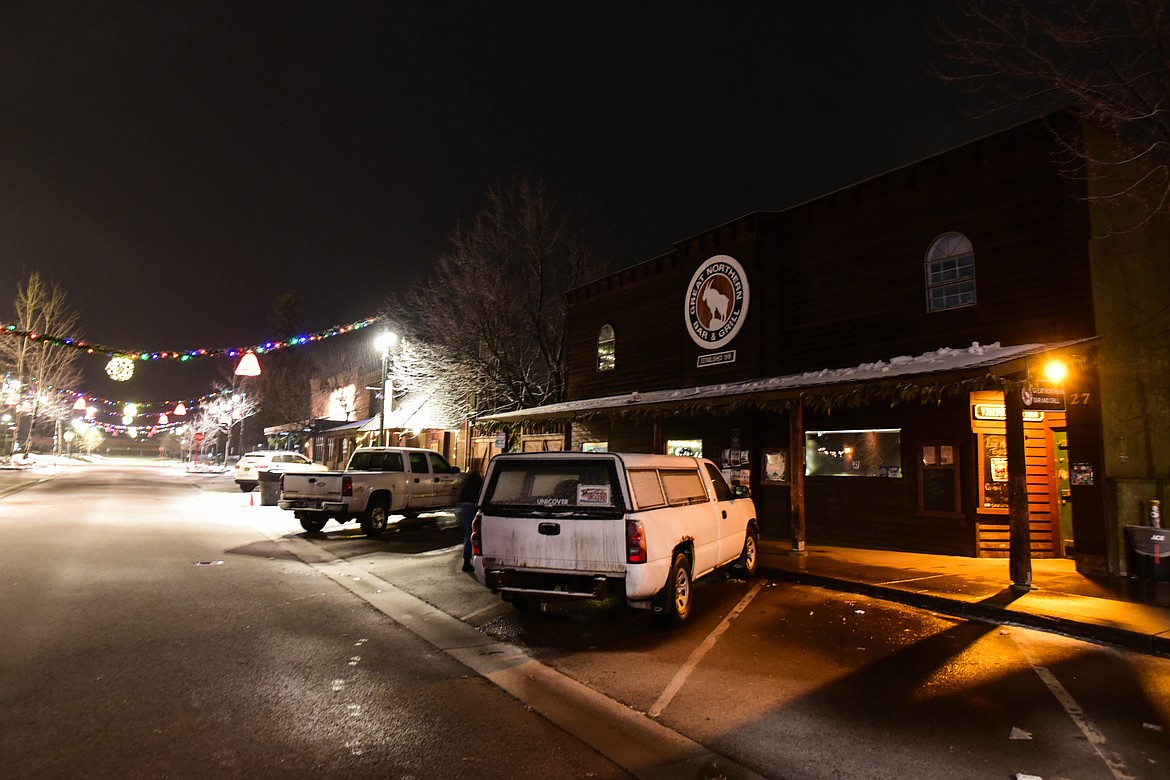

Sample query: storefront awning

[480,339,1097,423]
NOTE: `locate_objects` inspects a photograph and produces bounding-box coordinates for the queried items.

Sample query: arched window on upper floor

[597,324,615,371]
[925,232,976,312]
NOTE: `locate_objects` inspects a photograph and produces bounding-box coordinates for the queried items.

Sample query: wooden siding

[564,115,1094,404]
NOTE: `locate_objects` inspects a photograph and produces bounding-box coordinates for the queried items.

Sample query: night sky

[1,1,1024,402]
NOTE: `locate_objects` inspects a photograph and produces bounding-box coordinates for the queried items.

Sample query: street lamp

[374,331,397,447]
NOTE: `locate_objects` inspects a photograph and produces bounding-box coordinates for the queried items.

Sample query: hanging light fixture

[105,356,134,381]
[173,402,187,416]
[234,351,261,377]
[158,413,169,425]
[72,396,87,411]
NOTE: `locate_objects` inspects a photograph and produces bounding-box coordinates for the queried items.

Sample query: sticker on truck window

[577,484,612,505]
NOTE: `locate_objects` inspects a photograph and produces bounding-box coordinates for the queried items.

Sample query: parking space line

[1010,631,1135,780]
[649,580,765,718]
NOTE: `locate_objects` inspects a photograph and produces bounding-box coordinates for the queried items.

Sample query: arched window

[597,324,615,371]
[925,232,976,312]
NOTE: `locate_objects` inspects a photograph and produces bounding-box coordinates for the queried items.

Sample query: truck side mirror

[733,484,751,498]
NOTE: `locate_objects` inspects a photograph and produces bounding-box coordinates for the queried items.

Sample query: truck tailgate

[281,471,344,501]
[484,515,627,573]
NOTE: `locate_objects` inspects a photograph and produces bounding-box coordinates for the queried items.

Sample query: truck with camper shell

[472,451,758,625]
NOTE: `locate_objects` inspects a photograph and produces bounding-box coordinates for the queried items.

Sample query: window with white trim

[925,232,976,312]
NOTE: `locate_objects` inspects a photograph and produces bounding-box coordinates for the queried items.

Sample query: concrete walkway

[760,540,1170,656]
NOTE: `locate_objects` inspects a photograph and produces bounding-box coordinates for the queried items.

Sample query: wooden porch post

[1005,384,1033,590]
[789,404,807,555]
[652,414,665,454]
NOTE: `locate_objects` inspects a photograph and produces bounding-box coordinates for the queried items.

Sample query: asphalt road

[1,460,1167,779]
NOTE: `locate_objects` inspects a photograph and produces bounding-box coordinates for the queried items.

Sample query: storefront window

[978,432,1010,511]
[805,429,902,477]
[667,439,703,458]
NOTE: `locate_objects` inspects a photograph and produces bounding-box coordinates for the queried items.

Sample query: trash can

[258,469,281,506]
[1125,525,1170,581]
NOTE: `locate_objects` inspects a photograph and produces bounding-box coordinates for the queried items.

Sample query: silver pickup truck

[278,446,465,536]
[472,452,758,625]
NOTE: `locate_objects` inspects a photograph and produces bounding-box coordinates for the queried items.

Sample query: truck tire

[360,498,390,537]
[734,526,759,576]
[654,552,692,626]
[297,514,327,533]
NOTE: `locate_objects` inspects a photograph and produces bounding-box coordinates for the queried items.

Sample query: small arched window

[925,232,976,312]
[597,324,615,371]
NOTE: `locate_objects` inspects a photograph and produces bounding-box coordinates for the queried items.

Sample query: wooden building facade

[482,113,1162,577]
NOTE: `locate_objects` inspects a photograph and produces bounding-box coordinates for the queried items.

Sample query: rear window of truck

[484,460,624,513]
[348,451,405,471]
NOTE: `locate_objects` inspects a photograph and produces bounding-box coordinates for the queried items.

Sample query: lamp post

[374,331,397,447]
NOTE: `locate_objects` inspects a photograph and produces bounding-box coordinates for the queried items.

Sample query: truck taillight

[342,476,353,497]
[627,519,646,564]
[470,511,482,556]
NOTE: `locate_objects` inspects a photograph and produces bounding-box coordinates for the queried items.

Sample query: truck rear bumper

[277,500,346,513]
[484,567,622,601]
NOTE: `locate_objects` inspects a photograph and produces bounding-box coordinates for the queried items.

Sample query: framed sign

[763,450,788,483]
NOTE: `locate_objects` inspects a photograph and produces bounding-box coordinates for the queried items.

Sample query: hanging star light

[105,356,135,381]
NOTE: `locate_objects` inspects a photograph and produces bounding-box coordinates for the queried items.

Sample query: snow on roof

[482,339,1095,423]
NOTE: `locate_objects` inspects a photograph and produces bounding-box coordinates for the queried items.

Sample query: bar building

[484,113,1170,578]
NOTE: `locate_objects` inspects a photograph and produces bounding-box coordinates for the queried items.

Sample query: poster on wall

[763,450,788,483]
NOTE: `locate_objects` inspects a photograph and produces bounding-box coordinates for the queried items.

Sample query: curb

[762,564,1170,658]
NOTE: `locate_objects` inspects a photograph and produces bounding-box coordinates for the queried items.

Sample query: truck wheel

[298,515,327,534]
[734,527,759,576]
[360,499,389,537]
[655,552,692,626]
[239,483,254,493]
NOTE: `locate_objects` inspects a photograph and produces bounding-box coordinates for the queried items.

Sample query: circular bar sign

[684,254,750,349]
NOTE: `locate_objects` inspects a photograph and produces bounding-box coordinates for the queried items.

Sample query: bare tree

[187,388,258,465]
[395,177,607,416]
[309,336,370,421]
[936,0,1170,227]
[0,272,83,457]
[378,330,469,429]
[255,292,312,430]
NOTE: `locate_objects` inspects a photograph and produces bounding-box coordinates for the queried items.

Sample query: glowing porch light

[1042,360,1068,383]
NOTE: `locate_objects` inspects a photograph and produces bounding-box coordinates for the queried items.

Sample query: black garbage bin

[258,469,281,506]
[1125,525,1170,582]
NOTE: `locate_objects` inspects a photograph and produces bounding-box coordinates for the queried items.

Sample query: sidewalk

[760,540,1170,656]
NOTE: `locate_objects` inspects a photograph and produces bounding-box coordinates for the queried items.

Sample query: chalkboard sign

[922,469,957,513]
[981,434,1009,509]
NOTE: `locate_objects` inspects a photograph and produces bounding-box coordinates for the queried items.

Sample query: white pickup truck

[472,452,758,625]
[278,446,466,537]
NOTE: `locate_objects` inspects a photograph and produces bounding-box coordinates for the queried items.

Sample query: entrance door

[1053,430,1074,557]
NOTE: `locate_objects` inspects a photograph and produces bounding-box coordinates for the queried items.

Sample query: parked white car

[233,450,327,492]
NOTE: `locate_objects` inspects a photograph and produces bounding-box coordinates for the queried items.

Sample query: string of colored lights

[0,315,378,361]
[61,387,232,414]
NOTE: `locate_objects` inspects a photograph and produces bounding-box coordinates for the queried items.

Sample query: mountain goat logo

[685,255,750,350]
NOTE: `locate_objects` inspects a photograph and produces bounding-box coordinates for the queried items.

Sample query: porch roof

[479,339,1097,424]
